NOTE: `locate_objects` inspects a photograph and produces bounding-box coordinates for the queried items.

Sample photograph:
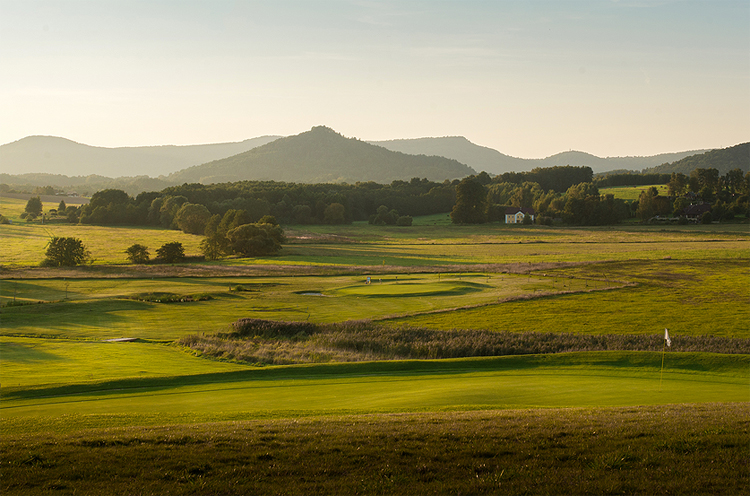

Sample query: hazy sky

[1,0,748,158]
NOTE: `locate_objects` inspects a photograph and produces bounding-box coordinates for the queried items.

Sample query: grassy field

[3,196,749,267]
[599,183,669,200]
[390,259,749,337]
[1,273,581,342]
[1,196,748,494]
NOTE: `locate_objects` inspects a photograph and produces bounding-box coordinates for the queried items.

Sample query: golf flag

[664,328,671,347]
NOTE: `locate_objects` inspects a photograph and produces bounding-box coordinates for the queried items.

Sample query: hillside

[371,137,707,175]
[0,135,280,177]
[370,136,529,174]
[643,142,749,175]
[168,126,476,184]
[0,173,175,197]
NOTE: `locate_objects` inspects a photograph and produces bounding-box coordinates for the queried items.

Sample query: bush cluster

[225,318,318,339]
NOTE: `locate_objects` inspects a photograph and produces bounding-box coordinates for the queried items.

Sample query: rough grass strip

[179,319,750,365]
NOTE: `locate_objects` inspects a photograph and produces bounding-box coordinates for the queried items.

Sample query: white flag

[664,328,671,347]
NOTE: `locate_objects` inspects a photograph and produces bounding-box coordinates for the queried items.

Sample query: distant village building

[505,207,535,224]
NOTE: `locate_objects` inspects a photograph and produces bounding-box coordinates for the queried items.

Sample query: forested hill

[643,142,749,175]
[168,127,476,185]
[0,135,280,177]
[371,137,706,175]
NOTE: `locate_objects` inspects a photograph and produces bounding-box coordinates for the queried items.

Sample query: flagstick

[659,339,666,392]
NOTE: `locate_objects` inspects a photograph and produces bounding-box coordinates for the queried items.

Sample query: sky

[1,0,748,159]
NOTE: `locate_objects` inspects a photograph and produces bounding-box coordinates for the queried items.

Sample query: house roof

[505,207,536,215]
[682,203,712,217]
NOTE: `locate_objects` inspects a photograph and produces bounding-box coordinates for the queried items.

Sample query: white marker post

[660,328,671,392]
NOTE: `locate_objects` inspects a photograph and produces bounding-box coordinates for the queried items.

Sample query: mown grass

[1,403,747,495]
[390,259,749,338]
[2,352,748,425]
[0,336,247,388]
[0,273,572,341]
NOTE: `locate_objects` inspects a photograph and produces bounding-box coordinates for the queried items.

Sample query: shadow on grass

[3,351,746,402]
[0,342,68,362]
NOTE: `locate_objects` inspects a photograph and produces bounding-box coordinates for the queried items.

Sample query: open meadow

[1,195,748,494]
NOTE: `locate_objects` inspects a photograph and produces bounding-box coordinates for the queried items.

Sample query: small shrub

[156,242,185,263]
[125,244,150,264]
[396,215,413,226]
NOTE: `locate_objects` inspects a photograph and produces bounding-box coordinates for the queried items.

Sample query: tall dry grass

[178,319,750,365]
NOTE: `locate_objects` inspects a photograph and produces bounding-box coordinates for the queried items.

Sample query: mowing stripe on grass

[2,352,747,426]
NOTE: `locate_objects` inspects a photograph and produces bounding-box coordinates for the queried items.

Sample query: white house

[505,207,536,224]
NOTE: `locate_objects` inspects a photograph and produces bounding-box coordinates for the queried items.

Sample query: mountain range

[1,127,745,194]
[371,137,708,175]
[0,135,280,178]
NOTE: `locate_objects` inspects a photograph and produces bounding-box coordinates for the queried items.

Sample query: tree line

[24,165,749,234]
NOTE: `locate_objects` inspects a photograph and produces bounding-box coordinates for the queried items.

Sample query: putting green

[3,352,747,429]
[333,279,487,297]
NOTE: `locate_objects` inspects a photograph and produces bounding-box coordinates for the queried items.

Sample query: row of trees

[41,237,191,267]
[450,167,749,225]
[596,168,749,200]
[70,178,456,229]
[22,166,749,234]
[451,177,629,225]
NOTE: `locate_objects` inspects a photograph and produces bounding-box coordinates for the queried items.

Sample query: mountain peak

[168,126,475,184]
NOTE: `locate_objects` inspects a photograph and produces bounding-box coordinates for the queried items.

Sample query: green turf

[389,259,749,338]
[2,352,747,432]
[0,336,247,388]
[0,273,569,341]
[332,279,487,297]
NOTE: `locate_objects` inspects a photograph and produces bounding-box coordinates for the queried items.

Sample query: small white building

[505,207,536,224]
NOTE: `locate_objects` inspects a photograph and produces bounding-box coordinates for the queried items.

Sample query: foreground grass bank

[2,403,747,495]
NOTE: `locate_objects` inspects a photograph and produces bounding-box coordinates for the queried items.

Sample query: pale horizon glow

[1,0,748,159]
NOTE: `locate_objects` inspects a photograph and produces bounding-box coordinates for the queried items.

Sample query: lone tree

[451,178,487,224]
[156,242,185,263]
[23,196,43,219]
[125,244,150,264]
[226,222,285,257]
[42,237,91,267]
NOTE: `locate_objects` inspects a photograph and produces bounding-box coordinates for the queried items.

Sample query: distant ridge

[643,142,749,175]
[2,131,740,190]
[371,137,708,175]
[369,136,529,174]
[168,126,476,184]
[0,135,281,177]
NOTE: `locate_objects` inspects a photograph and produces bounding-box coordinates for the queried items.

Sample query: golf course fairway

[2,352,747,431]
